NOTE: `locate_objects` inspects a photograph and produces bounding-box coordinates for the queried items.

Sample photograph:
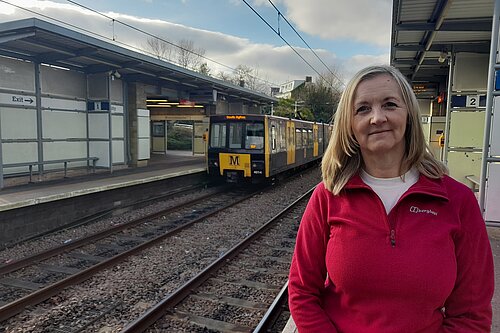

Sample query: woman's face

[351,74,408,161]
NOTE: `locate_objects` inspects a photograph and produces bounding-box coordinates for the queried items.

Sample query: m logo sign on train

[229,155,240,166]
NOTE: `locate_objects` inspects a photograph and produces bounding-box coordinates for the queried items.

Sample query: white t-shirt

[360,168,419,214]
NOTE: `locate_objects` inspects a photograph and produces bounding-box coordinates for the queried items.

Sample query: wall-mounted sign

[0,92,36,106]
[87,101,110,111]
[451,94,486,108]
[466,95,479,108]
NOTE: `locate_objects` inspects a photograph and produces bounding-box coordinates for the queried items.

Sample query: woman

[288,65,494,332]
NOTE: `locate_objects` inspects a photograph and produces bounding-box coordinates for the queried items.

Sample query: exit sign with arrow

[0,92,36,106]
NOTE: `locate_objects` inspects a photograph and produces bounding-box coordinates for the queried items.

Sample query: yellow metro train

[207,114,333,182]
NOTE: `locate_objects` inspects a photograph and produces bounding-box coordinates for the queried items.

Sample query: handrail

[1,157,99,188]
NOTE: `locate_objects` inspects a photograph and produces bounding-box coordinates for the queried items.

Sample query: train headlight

[251,162,263,170]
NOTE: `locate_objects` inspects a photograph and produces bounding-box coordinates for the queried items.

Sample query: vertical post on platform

[442,52,454,165]
[108,73,113,174]
[479,0,500,215]
[35,62,43,180]
[0,108,3,189]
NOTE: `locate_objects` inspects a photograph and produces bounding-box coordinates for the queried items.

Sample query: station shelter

[391,0,500,224]
[0,18,276,189]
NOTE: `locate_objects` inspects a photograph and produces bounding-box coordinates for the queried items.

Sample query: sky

[0,0,392,88]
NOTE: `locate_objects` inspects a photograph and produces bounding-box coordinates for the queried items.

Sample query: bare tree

[217,71,233,83]
[177,39,206,70]
[233,64,270,94]
[145,37,271,95]
[217,65,271,94]
[145,37,173,61]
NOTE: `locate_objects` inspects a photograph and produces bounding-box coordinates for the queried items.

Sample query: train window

[229,122,243,148]
[308,129,313,147]
[296,128,302,149]
[302,129,307,147]
[245,123,264,149]
[210,123,226,148]
[271,125,276,151]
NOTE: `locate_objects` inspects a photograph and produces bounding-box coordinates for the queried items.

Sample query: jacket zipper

[390,229,396,247]
[375,193,396,248]
[388,203,399,248]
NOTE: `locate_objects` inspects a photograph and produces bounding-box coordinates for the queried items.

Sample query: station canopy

[391,0,493,94]
[0,18,276,105]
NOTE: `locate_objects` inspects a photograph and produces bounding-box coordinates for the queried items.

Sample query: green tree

[296,74,342,123]
[198,62,211,76]
[273,98,295,118]
[273,98,315,121]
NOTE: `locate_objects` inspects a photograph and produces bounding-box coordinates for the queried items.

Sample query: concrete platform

[0,151,206,246]
[0,151,206,212]
[281,316,297,333]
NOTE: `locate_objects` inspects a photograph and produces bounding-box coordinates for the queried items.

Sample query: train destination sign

[0,93,36,106]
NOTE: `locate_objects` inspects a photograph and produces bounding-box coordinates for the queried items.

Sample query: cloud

[0,3,16,15]
[341,53,390,80]
[267,0,392,47]
[0,0,389,87]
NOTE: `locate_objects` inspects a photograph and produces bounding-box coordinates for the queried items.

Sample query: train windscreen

[229,122,244,148]
[210,121,264,150]
[245,123,264,149]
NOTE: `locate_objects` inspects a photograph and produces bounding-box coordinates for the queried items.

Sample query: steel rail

[120,186,314,333]
[0,185,228,276]
[253,281,289,333]
[0,187,255,322]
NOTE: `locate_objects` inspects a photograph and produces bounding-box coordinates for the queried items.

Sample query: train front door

[313,124,319,157]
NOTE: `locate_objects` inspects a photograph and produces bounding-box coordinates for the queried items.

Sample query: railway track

[1,183,211,251]
[0,168,321,332]
[121,187,313,333]
[0,184,258,322]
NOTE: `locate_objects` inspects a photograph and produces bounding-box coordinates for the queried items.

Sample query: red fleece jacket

[288,174,493,333]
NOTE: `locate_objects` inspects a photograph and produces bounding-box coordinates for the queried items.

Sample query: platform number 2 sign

[466,95,479,108]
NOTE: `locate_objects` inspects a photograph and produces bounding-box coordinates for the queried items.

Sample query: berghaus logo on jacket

[410,206,438,216]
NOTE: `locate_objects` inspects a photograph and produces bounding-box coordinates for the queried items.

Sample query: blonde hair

[321,65,447,195]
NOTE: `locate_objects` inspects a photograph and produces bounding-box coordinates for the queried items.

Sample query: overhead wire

[241,0,332,86]
[0,0,279,88]
[266,0,344,87]
[63,0,279,88]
